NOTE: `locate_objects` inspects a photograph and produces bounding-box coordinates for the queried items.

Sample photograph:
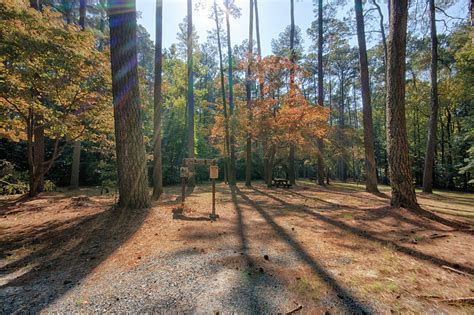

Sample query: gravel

[43,249,298,313]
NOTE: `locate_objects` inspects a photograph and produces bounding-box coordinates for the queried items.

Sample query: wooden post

[211,179,216,219]
[181,177,186,208]
[209,165,219,220]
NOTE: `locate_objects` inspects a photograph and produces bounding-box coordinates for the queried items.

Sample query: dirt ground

[1,181,473,313]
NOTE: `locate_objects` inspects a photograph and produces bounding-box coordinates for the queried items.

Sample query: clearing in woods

[1,181,473,313]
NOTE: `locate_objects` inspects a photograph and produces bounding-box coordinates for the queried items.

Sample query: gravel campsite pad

[1,182,473,313]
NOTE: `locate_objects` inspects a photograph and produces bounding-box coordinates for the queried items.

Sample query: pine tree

[354,0,379,193]
[108,0,150,208]
[152,0,164,199]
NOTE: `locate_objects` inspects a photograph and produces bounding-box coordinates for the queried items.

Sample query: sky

[136,0,469,56]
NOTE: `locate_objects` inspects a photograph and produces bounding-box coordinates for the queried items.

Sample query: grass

[366,280,399,294]
[338,213,355,220]
[290,275,323,302]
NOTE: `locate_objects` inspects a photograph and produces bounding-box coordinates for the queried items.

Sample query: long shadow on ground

[252,187,474,276]
[0,199,147,313]
[229,185,267,312]
[231,186,371,314]
[287,189,447,232]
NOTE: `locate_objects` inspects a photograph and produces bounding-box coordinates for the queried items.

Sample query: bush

[0,160,29,195]
[43,180,56,192]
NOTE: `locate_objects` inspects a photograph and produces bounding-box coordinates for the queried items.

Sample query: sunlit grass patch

[366,280,399,294]
[290,275,323,301]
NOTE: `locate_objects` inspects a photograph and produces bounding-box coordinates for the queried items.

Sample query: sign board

[209,165,219,179]
[180,166,189,178]
[183,158,216,166]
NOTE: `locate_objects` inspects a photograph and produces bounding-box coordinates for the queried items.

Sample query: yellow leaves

[0,0,113,145]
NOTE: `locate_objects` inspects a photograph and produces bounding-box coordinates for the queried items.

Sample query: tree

[271,25,304,60]
[186,0,196,187]
[79,0,85,29]
[354,0,379,193]
[0,0,112,197]
[316,0,325,186]
[224,0,240,185]
[108,0,150,208]
[245,0,254,187]
[70,0,87,190]
[385,0,418,208]
[288,0,296,185]
[250,56,329,184]
[212,0,232,184]
[152,0,163,199]
[254,0,271,185]
[422,0,438,193]
[31,0,45,194]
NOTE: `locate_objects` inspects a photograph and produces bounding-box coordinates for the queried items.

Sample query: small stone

[137,256,141,260]
[63,280,72,285]
[259,267,264,273]
[263,255,269,261]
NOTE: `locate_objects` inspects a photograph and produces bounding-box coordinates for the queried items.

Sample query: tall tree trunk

[225,2,237,185]
[329,76,333,127]
[79,0,86,30]
[30,0,40,10]
[28,1,44,196]
[355,0,379,193]
[255,0,269,183]
[372,0,387,81]
[386,0,418,209]
[186,0,196,187]
[70,140,81,189]
[245,0,254,187]
[371,0,389,181]
[213,1,232,186]
[108,0,150,209]
[446,108,453,188]
[339,72,347,181]
[422,0,438,193]
[152,0,163,199]
[70,0,87,190]
[288,0,296,185]
[316,0,331,186]
[31,117,45,196]
[317,0,331,186]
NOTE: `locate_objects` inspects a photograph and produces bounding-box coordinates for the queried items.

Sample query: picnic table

[272,178,292,188]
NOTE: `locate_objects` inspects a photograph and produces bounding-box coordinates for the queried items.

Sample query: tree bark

[152,0,163,199]
[69,140,81,189]
[288,0,296,185]
[386,0,418,209]
[79,0,86,30]
[29,0,40,10]
[422,0,438,193]
[30,116,44,196]
[186,0,196,187]
[28,1,44,196]
[371,0,387,81]
[316,0,326,186]
[225,2,237,185]
[108,0,150,209]
[213,1,232,187]
[245,0,254,187]
[355,0,379,193]
[70,0,86,190]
